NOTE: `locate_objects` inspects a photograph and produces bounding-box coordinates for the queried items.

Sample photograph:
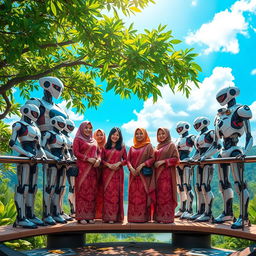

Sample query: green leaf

[0,201,4,215]
[50,1,57,16]
[130,6,142,12]
[170,39,182,44]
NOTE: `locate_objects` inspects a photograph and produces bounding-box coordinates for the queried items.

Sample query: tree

[0,0,201,119]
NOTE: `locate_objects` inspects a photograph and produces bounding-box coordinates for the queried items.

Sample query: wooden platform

[1,218,256,242]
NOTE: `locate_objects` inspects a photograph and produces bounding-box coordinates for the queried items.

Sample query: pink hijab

[75,121,95,143]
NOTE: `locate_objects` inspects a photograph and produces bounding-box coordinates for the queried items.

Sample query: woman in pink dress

[93,129,106,220]
[127,128,155,223]
[101,127,127,223]
[154,128,179,223]
[73,121,101,224]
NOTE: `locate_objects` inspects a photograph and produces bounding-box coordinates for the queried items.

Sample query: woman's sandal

[77,220,87,224]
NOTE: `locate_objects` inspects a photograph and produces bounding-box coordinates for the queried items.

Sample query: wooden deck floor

[1,218,256,242]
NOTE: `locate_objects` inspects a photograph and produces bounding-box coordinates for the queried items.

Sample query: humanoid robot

[62,118,77,218]
[208,86,253,229]
[26,77,68,225]
[9,104,46,228]
[189,117,215,222]
[175,121,195,219]
[41,115,71,224]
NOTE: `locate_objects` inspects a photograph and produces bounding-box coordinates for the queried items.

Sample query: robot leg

[190,166,205,221]
[175,166,187,218]
[59,166,73,221]
[180,166,194,219]
[14,164,37,229]
[214,163,234,224]
[26,164,44,226]
[231,162,250,229]
[67,166,77,217]
[52,166,67,224]
[43,165,57,225]
[195,165,214,222]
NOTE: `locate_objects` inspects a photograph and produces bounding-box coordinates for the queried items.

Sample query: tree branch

[0,92,12,120]
[0,40,75,69]
[0,58,118,94]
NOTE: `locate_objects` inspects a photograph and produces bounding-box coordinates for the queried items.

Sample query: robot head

[193,117,210,132]
[20,104,40,122]
[216,86,240,106]
[176,121,190,135]
[39,77,64,99]
[64,119,75,133]
[50,116,66,131]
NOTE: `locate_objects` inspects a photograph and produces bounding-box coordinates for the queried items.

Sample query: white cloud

[191,0,198,6]
[249,101,256,121]
[186,0,256,54]
[251,69,256,75]
[58,101,84,121]
[122,67,236,146]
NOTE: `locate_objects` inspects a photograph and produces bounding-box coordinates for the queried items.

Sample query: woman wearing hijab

[73,121,101,224]
[101,127,127,223]
[93,129,106,220]
[127,128,155,223]
[154,128,179,223]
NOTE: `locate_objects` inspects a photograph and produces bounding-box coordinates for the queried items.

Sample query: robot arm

[35,142,47,159]
[9,122,34,158]
[41,132,60,161]
[237,105,253,155]
[243,119,253,155]
[191,149,200,161]
[200,130,221,160]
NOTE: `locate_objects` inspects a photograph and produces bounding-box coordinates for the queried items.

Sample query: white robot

[9,104,46,228]
[189,117,215,222]
[41,115,71,224]
[62,119,77,218]
[175,121,195,219]
[26,77,68,225]
[209,86,253,229]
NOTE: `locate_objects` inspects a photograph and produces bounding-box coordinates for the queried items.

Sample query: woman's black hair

[105,127,123,151]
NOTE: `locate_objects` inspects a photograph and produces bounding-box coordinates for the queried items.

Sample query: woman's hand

[128,164,137,176]
[136,163,145,174]
[87,158,96,164]
[112,161,121,170]
[93,158,101,168]
[154,160,165,168]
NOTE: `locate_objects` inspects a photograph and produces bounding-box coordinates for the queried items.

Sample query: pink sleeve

[73,138,87,161]
[165,158,179,167]
[121,147,127,166]
[144,145,155,167]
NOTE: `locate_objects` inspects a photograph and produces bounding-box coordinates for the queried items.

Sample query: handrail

[0,155,256,165]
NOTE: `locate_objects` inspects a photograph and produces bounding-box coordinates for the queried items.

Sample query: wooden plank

[1,219,256,242]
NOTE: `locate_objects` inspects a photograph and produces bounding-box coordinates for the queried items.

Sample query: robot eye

[217,93,227,103]
[176,127,183,133]
[67,125,74,131]
[44,81,51,88]
[194,123,201,129]
[53,84,61,92]
[58,122,65,128]
[31,111,38,118]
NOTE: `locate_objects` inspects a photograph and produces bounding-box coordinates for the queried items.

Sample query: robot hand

[199,156,206,162]
[235,153,246,161]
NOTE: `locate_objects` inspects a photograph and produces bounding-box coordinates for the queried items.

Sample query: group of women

[73,121,179,224]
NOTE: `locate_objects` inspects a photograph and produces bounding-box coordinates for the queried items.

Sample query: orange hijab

[133,128,151,149]
[93,129,106,148]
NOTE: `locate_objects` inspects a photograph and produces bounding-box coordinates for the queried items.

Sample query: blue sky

[7,0,256,147]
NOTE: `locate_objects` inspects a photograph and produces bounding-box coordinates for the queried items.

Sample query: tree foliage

[0,0,201,119]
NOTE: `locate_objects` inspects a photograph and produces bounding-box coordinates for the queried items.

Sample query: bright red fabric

[101,146,127,222]
[127,144,155,223]
[154,142,179,223]
[73,137,100,220]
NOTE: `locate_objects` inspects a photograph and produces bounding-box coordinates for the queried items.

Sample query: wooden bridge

[1,218,256,249]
